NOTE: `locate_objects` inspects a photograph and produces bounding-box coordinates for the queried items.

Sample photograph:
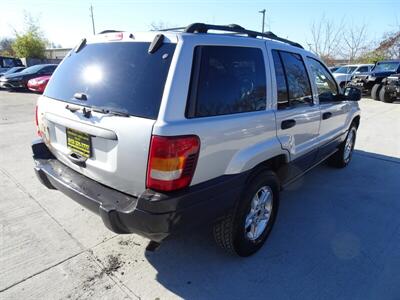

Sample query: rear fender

[225,137,289,174]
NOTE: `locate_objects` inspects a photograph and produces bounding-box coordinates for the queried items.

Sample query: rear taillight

[35,105,42,137]
[146,135,200,192]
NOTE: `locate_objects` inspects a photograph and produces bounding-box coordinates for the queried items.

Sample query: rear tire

[328,124,357,168]
[379,86,396,103]
[371,84,382,100]
[213,170,279,257]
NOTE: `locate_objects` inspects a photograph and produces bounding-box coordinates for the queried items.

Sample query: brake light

[146,135,200,192]
[104,32,123,41]
[35,105,42,137]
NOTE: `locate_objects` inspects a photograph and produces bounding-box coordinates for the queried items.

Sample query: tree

[11,12,47,59]
[12,32,47,58]
[358,30,400,63]
[341,24,369,62]
[357,50,387,64]
[375,31,400,59]
[0,38,15,56]
[308,16,344,62]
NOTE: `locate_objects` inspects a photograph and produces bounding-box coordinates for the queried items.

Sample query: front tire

[213,170,279,257]
[328,125,357,168]
[371,84,382,100]
[379,86,396,103]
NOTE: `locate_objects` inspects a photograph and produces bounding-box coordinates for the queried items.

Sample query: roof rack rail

[161,23,303,49]
[158,27,186,32]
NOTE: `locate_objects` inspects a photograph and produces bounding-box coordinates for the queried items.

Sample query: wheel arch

[244,154,288,186]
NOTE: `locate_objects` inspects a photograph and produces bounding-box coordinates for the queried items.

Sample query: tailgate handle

[45,113,117,140]
[68,153,87,167]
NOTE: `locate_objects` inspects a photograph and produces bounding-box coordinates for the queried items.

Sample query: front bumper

[348,80,375,94]
[32,139,246,242]
[0,80,25,89]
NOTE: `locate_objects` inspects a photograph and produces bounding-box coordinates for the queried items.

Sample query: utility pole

[90,4,96,35]
[259,9,266,33]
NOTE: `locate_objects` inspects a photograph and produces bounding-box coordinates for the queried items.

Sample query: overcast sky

[1,0,399,49]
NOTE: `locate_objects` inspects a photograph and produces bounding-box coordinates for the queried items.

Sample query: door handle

[281,119,296,130]
[322,112,333,120]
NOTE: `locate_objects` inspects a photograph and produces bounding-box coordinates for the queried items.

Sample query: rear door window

[271,50,313,109]
[271,50,289,109]
[186,46,266,118]
[44,42,176,119]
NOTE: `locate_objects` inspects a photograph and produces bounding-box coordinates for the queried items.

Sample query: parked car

[32,23,361,256]
[348,60,400,99]
[27,75,51,93]
[0,64,57,91]
[378,73,400,103]
[332,64,374,88]
[0,56,24,74]
[0,66,26,77]
[329,66,340,73]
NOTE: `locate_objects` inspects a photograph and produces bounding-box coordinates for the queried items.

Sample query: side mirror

[342,86,361,101]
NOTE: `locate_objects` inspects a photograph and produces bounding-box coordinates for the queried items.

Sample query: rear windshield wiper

[65,104,130,117]
[90,106,130,117]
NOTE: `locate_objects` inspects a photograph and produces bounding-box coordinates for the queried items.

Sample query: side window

[3,58,14,68]
[279,51,312,107]
[357,66,368,73]
[307,58,338,102]
[187,46,266,118]
[40,66,56,74]
[271,50,312,109]
[271,50,289,109]
[14,59,23,67]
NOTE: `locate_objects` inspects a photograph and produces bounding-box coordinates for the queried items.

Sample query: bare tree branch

[307,15,344,64]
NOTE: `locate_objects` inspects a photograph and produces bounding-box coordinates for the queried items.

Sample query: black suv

[349,60,400,99]
[378,73,400,103]
[0,56,24,73]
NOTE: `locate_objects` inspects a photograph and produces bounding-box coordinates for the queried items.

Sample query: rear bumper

[32,139,246,242]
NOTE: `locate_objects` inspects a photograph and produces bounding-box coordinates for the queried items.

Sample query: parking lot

[0,90,399,299]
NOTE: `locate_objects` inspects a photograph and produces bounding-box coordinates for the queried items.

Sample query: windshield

[334,66,357,74]
[4,67,23,74]
[44,42,176,119]
[373,62,400,72]
[20,65,45,74]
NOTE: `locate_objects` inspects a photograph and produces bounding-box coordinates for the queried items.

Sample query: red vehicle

[27,75,51,93]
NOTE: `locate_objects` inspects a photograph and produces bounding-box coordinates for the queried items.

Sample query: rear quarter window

[186,46,267,118]
[44,42,176,119]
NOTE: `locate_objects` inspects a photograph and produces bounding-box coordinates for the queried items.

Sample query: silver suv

[32,23,361,256]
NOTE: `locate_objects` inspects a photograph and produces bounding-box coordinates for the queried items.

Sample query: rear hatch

[37,36,176,196]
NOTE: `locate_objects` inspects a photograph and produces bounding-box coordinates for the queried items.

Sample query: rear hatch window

[44,41,176,119]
